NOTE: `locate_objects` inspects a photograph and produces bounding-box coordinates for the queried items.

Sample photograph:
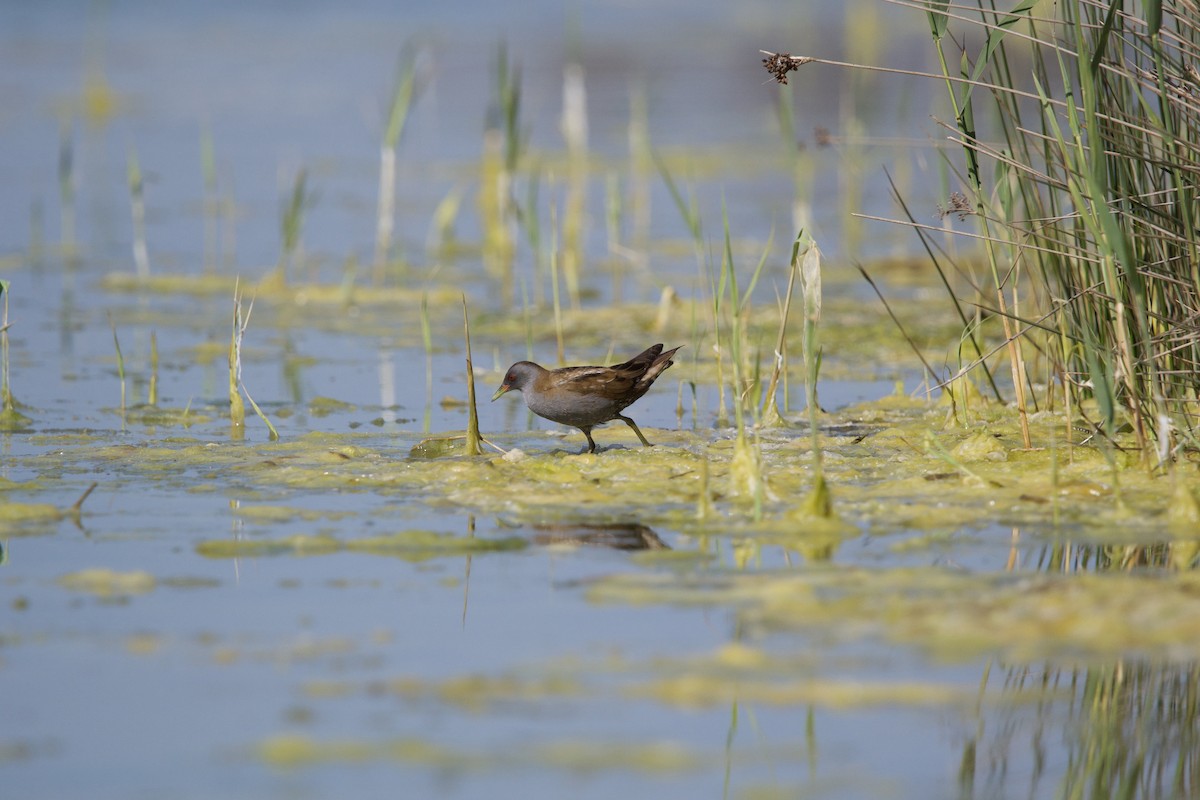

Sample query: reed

[721,206,770,518]
[108,314,126,415]
[58,121,75,253]
[200,126,218,272]
[127,145,150,277]
[228,283,247,432]
[765,0,1200,461]
[420,293,433,432]
[798,236,834,518]
[480,45,523,295]
[462,296,482,456]
[374,51,421,282]
[148,331,158,407]
[278,169,309,285]
[428,184,464,256]
[549,200,565,364]
[0,280,24,428]
[560,60,588,309]
[760,233,802,426]
[229,284,278,441]
[605,171,622,300]
[518,170,545,307]
[654,153,723,420]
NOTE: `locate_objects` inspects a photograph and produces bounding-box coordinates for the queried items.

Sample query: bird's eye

[506,373,515,383]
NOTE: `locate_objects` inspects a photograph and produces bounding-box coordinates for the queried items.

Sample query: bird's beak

[490,384,510,402]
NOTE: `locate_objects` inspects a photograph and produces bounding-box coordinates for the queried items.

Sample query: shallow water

[4,2,1200,799]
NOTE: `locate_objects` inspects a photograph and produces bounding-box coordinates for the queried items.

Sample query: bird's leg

[581,428,598,454]
[618,414,652,447]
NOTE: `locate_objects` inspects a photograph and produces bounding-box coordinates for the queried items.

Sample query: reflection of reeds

[969,535,1200,797]
[986,646,1200,799]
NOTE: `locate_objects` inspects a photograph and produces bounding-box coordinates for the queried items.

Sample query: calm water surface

[3,3,1194,799]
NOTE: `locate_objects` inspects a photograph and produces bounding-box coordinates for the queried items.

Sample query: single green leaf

[927,0,950,40]
[1145,0,1162,36]
[1089,0,1122,75]
[957,0,1038,109]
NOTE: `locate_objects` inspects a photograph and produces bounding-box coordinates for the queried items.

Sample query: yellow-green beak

[490,384,510,402]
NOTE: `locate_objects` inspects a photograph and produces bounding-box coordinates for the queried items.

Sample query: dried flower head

[762,52,801,85]
[937,191,973,220]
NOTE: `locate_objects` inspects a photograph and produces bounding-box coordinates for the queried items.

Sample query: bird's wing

[552,366,637,395]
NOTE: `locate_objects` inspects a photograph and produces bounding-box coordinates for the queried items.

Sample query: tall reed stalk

[765,0,1200,461]
[200,126,218,272]
[0,280,24,428]
[127,146,150,278]
[374,52,420,282]
[721,206,771,518]
[480,45,523,300]
[462,296,482,456]
[229,282,278,441]
[278,169,309,285]
[798,237,833,518]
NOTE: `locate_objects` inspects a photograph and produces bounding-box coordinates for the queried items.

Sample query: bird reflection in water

[531,523,669,551]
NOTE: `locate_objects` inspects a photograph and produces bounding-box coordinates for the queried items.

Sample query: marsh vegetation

[2,1,1199,798]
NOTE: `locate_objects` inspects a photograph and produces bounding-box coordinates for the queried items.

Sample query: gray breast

[523,387,618,427]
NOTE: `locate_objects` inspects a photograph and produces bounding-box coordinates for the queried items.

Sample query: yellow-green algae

[207,634,364,666]
[586,566,1200,662]
[57,568,156,597]
[333,672,584,712]
[307,396,354,417]
[255,733,704,773]
[619,644,1047,712]
[305,642,977,713]
[16,374,1200,541]
[0,502,62,524]
[232,505,352,523]
[0,477,42,492]
[0,407,33,431]
[0,496,80,538]
[196,530,526,560]
[626,672,965,709]
[120,405,211,427]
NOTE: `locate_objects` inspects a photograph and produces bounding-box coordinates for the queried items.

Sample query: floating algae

[196,530,526,561]
[57,568,156,597]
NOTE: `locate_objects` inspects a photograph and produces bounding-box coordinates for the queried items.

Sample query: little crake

[491,344,682,453]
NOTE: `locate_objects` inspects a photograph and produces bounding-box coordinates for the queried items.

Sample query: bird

[491,343,682,453]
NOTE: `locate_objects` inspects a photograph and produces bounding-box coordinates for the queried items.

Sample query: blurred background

[0,0,940,276]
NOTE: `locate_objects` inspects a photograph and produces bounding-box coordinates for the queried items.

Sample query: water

[4,2,1199,799]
